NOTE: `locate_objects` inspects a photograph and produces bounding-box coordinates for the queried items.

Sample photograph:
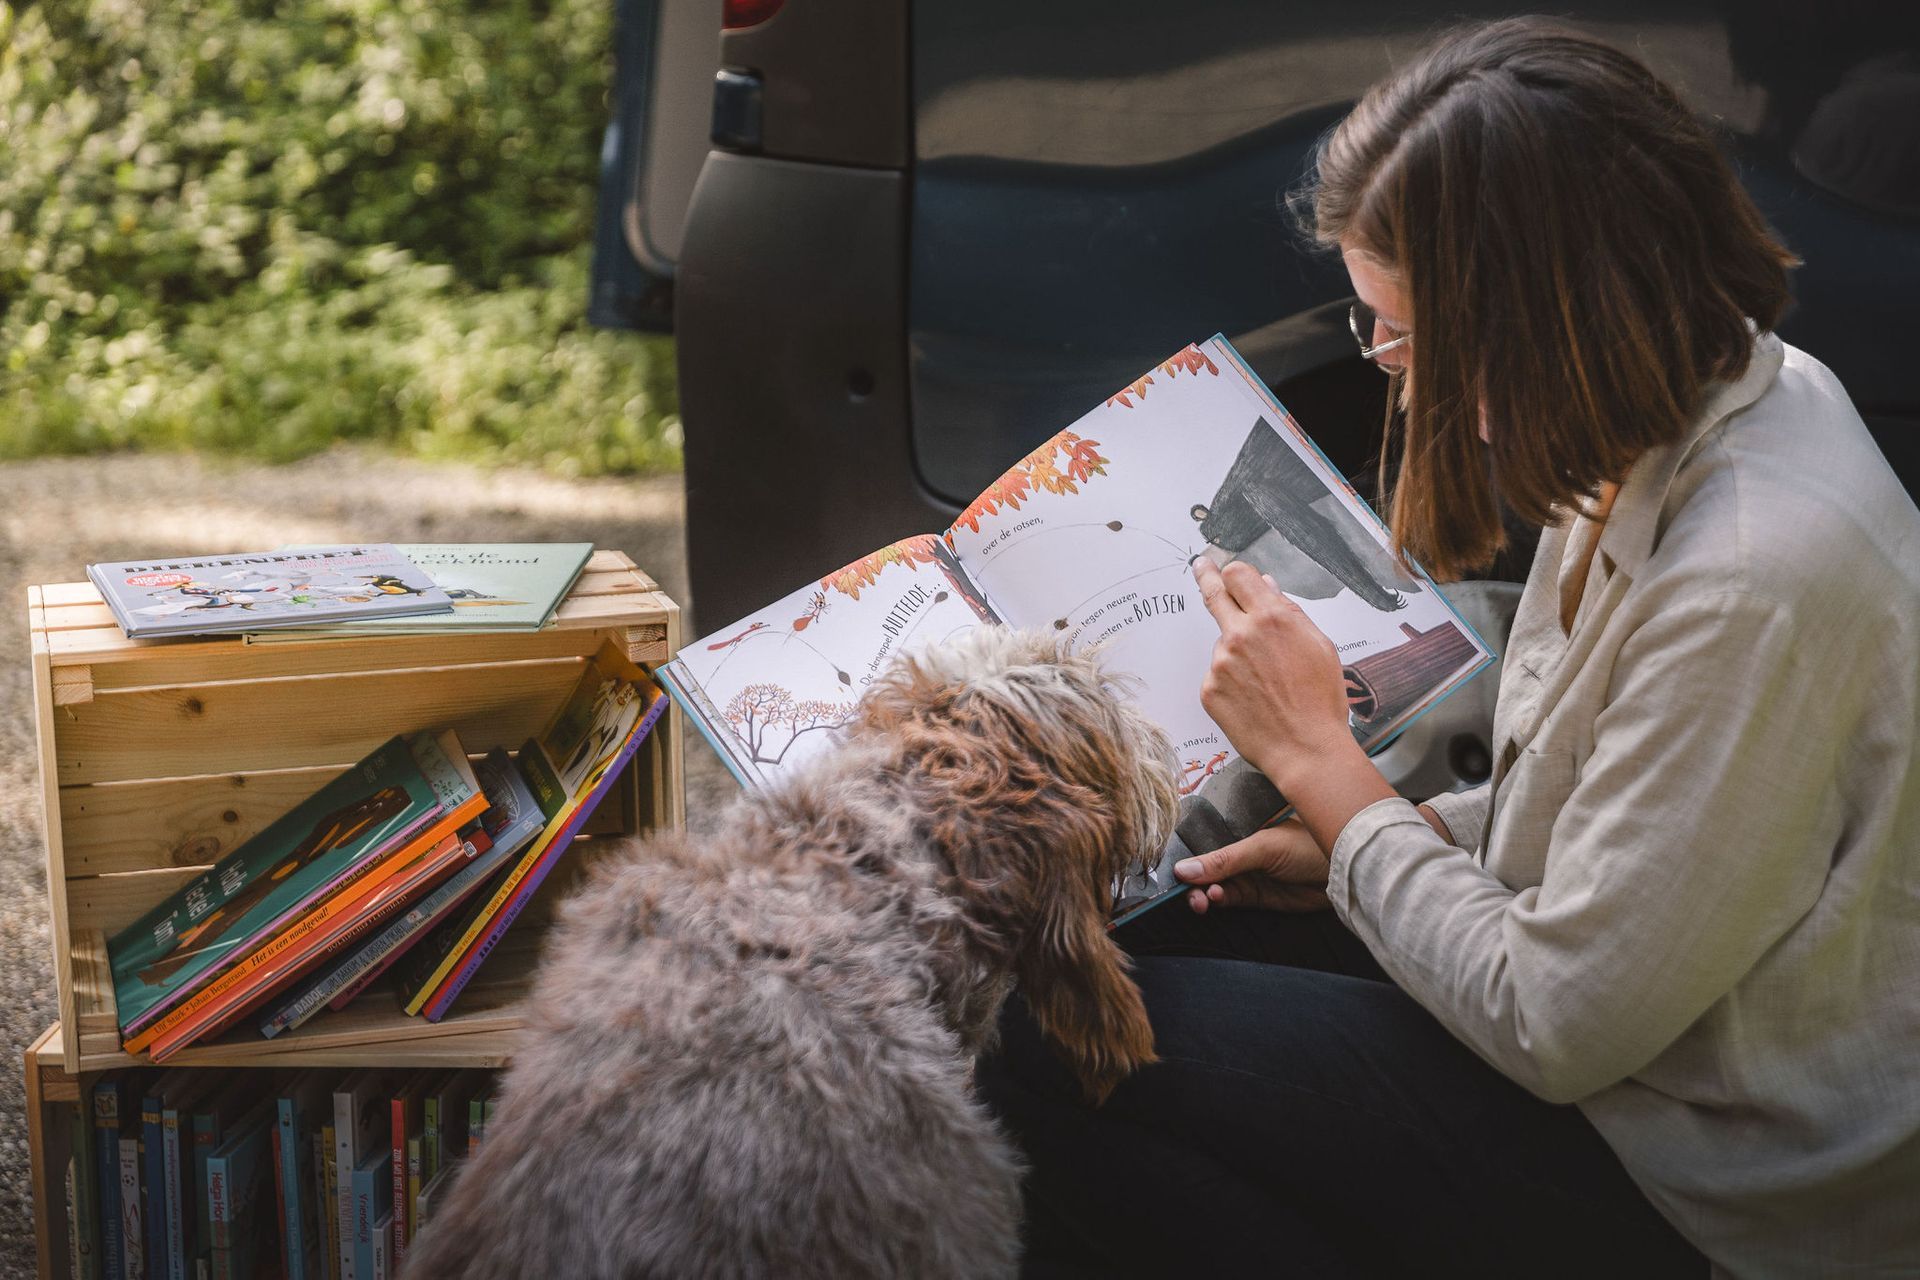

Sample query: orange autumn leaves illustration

[951,432,1111,536]
[1105,342,1222,409]
[820,535,943,601]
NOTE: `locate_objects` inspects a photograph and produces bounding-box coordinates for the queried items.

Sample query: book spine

[66,1145,79,1280]
[71,1106,99,1280]
[202,1153,225,1254]
[139,1099,164,1280]
[388,1101,406,1269]
[140,827,472,1059]
[331,1104,354,1280]
[117,1136,143,1280]
[404,1136,421,1266]
[119,804,441,1041]
[351,1162,382,1280]
[313,1131,334,1280]
[421,1098,439,1186]
[467,1099,484,1157]
[94,1088,123,1280]
[421,699,665,1020]
[160,1110,185,1280]
[261,826,503,1037]
[269,1120,289,1280]
[276,1098,306,1280]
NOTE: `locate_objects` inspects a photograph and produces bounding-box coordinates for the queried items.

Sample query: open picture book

[658,335,1494,923]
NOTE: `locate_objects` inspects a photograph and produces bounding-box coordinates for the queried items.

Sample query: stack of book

[63,1065,501,1280]
[85,543,595,641]
[105,639,668,1063]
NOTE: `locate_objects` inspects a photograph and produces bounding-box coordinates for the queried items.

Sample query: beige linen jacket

[1326,334,1920,1277]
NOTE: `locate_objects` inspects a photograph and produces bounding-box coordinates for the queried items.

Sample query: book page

[945,338,1491,899]
[665,535,999,786]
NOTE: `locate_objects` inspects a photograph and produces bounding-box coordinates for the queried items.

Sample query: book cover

[660,336,1495,922]
[107,733,448,1038]
[247,543,595,639]
[260,749,544,1037]
[400,643,662,1014]
[86,545,453,639]
[130,734,486,1059]
[368,1203,392,1280]
[412,1166,452,1237]
[414,674,667,1021]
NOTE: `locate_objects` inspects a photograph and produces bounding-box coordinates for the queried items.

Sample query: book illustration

[665,534,994,783]
[107,734,454,1034]
[134,788,412,987]
[722,683,857,768]
[249,544,594,639]
[662,334,1494,923]
[1190,419,1422,612]
[950,431,1111,537]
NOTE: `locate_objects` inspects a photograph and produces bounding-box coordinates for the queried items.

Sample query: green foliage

[0,0,680,473]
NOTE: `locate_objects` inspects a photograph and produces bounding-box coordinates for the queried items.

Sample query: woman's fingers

[1173,821,1325,887]
[1191,556,1237,624]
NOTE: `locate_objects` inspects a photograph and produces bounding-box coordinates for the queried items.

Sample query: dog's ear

[1016,830,1158,1106]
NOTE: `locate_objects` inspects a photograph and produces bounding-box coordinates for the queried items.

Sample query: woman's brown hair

[1300,17,1799,578]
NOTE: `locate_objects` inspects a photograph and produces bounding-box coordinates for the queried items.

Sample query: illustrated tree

[723,684,855,764]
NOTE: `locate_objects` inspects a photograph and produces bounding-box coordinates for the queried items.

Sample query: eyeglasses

[1349,302,1412,362]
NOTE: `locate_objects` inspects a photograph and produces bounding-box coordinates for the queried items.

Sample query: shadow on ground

[0,444,733,1273]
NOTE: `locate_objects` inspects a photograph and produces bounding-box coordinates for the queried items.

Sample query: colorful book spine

[138,1089,165,1280]
[275,1096,308,1280]
[116,1135,142,1280]
[127,811,475,1058]
[318,1126,338,1280]
[419,697,666,1020]
[160,1101,187,1280]
[349,1151,389,1280]
[258,820,507,1038]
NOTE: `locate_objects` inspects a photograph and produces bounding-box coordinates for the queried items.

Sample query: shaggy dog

[404,628,1180,1279]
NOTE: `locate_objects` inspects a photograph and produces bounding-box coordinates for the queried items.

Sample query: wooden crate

[24,548,685,1277]
[25,546,683,1075]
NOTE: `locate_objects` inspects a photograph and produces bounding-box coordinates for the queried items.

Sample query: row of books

[86,542,595,640]
[106,640,669,1060]
[58,1065,501,1280]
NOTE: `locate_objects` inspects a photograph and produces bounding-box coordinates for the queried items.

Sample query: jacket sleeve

[1417,782,1492,850]
[1326,588,1838,1103]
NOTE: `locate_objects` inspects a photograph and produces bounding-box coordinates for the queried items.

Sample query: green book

[247,543,595,639]
[107,732,471,1037]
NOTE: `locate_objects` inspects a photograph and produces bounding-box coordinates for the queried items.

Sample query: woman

[981,18,1920,1278]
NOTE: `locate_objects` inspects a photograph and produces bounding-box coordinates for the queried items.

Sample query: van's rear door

[589,0,720,332]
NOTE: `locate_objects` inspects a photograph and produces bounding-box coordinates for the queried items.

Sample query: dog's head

[850,627,1180,1103]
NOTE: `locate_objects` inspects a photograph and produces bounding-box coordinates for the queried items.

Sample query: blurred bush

[0,0,680,475]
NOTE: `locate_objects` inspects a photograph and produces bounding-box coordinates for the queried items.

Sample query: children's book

[259,750,546,1038]
[90,1075,130,1280]
[116,733,483,1057]
[108,731,475,1043]
[401,643,668,1021]
[87,545,453,639]
[245,543,595,640]
[656,336,1494,922]
[333,1071,397,1280]
[274,1073,333,1280]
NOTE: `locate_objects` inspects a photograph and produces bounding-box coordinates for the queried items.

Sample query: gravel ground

[0,444,731,1275]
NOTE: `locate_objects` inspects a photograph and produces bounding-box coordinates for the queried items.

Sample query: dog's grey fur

[404,629,1180,1280]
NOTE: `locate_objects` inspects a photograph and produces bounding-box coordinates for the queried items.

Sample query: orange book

[125,783,485,1057]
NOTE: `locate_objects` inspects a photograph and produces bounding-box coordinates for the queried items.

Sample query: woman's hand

[1173,818,1329,914]
[1192,558,1354,791]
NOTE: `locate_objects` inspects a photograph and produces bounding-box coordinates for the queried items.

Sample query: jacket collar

[1593,330,1785,578]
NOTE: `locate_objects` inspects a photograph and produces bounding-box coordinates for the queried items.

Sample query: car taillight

[722,0,784,29]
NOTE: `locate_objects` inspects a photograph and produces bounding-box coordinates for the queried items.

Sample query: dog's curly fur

[403,629,1180,1280]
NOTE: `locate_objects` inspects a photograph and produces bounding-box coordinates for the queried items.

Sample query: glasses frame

[1349,302,1412,361]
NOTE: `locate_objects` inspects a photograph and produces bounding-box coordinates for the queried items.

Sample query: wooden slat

[31,590,83,1074]
[65,866,201,935]
[51,658,586,786]
[25,1024,64,1280]
[59,766,343,876]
